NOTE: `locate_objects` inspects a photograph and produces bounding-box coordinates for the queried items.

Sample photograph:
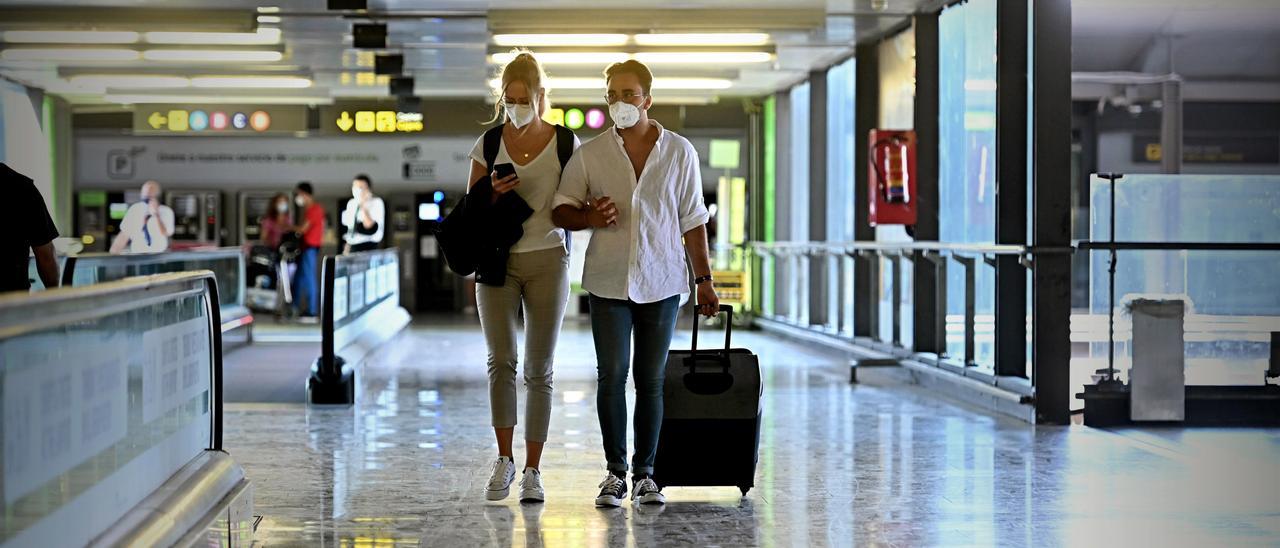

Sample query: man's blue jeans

[294,247,318,317]
[589,294,680,478]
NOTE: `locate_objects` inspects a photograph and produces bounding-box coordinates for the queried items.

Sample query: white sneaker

[485,456,516,501]
[594,474,628,508]
[632,477,665,505]
[519,468,545,503]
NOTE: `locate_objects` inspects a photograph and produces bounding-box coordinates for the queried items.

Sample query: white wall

[1,81,54,214]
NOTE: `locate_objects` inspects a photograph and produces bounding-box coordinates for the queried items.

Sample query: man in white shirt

[110,180,175,254]
[552,60,718,508]
[341,173,385,254]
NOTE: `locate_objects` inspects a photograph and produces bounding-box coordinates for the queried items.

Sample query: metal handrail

[751,240,1027,256]
[56,247,250,333]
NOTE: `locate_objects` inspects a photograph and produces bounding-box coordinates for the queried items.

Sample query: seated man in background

[110,180,175,254]
[1,163,59,292]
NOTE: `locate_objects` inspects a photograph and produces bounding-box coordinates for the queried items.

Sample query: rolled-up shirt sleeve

[677,146,710,233]
[553,150,589,209]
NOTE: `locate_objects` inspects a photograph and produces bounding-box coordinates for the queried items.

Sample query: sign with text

[323,102,424,135]
[132,105,306,134]
[76,135,475,191]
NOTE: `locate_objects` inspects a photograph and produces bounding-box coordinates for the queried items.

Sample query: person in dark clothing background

[0,163,59,293]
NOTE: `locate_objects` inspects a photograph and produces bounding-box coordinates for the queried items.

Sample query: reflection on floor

[223,318,1280,547]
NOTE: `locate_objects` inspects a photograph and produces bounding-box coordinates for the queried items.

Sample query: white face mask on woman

[505,98,537,128]
[609,100,641,129]
[276,203,289,213]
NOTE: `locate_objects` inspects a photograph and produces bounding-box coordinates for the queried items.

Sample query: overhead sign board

[323,101,424,135]
[132,105,306,134]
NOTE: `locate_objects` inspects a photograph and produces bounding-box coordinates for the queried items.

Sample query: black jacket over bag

[436,124,575,286]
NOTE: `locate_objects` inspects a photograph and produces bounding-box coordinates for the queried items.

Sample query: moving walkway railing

[750,240,1030,383]
[0,271,250,546]
[31,248,252,335]
[310,248,408,404]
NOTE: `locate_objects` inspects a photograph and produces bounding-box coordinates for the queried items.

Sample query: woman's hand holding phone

[490,163,520,204]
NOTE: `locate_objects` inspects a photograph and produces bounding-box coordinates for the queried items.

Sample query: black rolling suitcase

[654,304,762,496]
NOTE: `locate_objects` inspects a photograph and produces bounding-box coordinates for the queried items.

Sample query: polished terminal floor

[223,317,1280,547]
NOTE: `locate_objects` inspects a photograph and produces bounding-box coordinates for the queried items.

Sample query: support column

[853,43,879,338]
[774,91,794,319]
[808,70,829,329]
[912,13,941,354]
[1032,0,1073,424]
[1161,80,1182,174]
[995,0,1029,378]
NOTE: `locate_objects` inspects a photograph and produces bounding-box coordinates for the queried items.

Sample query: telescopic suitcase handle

[688,304,734,371]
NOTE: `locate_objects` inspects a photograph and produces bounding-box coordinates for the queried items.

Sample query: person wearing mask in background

[110,180,174,254]
[292,182,325,323]
[0,163,59,292]
[259,193,291,250]
[552,60,718,508]
[341,174,385,254]
[471,51,579,504]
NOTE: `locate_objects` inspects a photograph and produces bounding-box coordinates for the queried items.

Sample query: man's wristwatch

[694,274,714,285]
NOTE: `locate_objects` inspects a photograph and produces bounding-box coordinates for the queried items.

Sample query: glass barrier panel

[0,289,213,545]
[1091,174,1280,243]
[69,252,244,311]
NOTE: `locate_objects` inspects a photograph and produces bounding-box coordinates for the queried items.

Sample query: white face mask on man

[295,196,306,207]
[609,100,641,129]
[505,98,537,128]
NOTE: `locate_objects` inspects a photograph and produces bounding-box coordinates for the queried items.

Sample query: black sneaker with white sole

[595,474,628,507]
[632,476,665,505]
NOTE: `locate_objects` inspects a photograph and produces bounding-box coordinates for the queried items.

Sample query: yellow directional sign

[337,111,355,132]
[167,110,189,131]
[355,111,376,133]
[148,111,167,129]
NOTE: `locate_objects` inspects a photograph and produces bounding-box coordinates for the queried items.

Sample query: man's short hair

[604,60,654,96]
[354,174,372,189]
[296,182,314,195]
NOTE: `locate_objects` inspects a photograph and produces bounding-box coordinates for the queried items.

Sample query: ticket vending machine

[387,194,417,312]
[165,190,223,248]
[413,191,458,312]
[75,190,135,252]
[237,191,287,245]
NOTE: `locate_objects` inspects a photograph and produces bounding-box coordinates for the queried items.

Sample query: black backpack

[436,124,576,277]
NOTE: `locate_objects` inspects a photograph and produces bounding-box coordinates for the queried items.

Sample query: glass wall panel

[940,0,997,369]
[1072,175,1280,405]
[789,83,811,325]
[828,57,856,333]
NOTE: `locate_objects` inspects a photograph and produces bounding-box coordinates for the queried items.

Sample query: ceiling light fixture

[69,74,191,88]
[634,52,773,65]
[489,52,629,65]
[634,33,769,46]
[1,30,140,44]
[257,15,282,24]
[0,48,141,62]
[190,76,312,89]
[142,49,283,62]
[493,34,628,47]
[489,76,732,91]
[144,28,282,46]
[105,93,328,105]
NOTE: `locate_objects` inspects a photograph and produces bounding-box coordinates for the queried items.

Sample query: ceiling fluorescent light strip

[489,76,731,91]
[634,33,769,46]
[142,49,283,62]
[144,28,282,46]
[0,48,141,61]
[493,34,628,47]
[2,30,140,44]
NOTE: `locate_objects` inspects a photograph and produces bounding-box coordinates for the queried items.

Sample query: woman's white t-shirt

[470,131,581,253]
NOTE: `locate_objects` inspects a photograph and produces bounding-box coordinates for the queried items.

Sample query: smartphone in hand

[493,163,517,181]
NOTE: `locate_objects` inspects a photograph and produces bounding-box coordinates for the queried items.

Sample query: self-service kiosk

[75,189,136,252]
[414,190,459,312]
[165,190,223,248]
[238,191,289,245]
